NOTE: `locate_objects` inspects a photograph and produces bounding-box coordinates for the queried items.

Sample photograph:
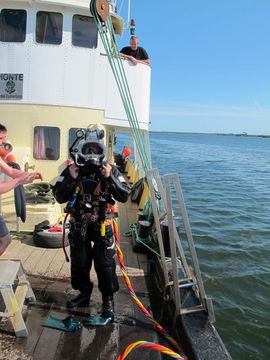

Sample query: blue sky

[117,0,270,134]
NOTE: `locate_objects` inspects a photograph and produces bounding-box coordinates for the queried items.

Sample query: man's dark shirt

[120,46,149,60]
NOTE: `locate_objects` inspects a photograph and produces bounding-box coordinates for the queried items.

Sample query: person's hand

[69,164,79,179]
[130,56,138,65]
[107,242,115,250]
[30,172,43,180]
[17,173,37,185]
[102,163,112,178]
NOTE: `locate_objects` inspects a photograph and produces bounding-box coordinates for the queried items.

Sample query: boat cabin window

[33,126,60,160]
[0,9,26,42]
[69,128,87,150]
[36,11,63,45]
[72,15,97,48]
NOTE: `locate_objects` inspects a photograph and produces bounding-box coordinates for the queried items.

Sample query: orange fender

[122,146,131,158]
[0,149,16,163]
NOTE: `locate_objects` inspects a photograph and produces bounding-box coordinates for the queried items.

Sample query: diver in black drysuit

[52,130,130,322]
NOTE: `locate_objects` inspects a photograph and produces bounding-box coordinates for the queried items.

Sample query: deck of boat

[0,198,167,359]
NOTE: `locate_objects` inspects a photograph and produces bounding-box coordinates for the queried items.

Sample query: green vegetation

[150,131,270,138]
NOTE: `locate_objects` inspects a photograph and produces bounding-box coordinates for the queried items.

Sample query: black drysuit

[53,165,130,297]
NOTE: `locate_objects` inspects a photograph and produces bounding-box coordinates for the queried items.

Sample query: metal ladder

[0,260,36,337]
[146,169,215,322]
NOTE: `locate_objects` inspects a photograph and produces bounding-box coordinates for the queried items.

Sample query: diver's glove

[69,164,79,179]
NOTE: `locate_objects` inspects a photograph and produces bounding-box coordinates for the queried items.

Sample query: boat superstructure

[0,1,231,359]
[0,0,151,180]
[0,0,151,231]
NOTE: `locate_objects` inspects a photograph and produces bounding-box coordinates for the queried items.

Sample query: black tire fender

[33,229,69,248]
[15,185,26,223]
[131,177,145,205]
[7,162,26,222]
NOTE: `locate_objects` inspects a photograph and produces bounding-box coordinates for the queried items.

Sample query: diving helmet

[69,129,105,169]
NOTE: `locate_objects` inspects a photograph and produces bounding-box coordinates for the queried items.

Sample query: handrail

[146,169,215,322]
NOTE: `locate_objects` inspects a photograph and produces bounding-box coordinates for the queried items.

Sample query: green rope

[129,223,171,261]
[129,223,161,258]
[90,1,151,174]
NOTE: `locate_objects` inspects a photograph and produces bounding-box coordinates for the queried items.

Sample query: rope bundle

[113,220,187,359]
[90,0,151,174]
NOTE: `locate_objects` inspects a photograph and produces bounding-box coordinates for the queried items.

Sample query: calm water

[116,132,270,359]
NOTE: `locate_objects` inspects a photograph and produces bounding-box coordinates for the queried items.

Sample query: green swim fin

[42,315,81,332]
[82,314,113,326]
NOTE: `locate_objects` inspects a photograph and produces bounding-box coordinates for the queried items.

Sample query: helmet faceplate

[70,129,105,168]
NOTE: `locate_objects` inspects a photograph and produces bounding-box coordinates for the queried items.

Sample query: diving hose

[62,213,70,263]
[117,341,184,360]
[112,219,187,360]
[62,185,82,262]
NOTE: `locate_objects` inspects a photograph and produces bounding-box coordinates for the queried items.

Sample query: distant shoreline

[150,131,270,138]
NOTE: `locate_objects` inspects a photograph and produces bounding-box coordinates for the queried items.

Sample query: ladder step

[179,281,196,289]
[180,305,204,315]
[166,277,195,288]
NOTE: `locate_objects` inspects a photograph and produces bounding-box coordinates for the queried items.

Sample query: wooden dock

[0,200,167,360]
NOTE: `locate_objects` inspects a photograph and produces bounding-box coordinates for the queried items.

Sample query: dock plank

[45,248,66,279]
[98,323,119,360]
[57,263,70,280]
[0,239,22,259]
[116,285,138,359]
[115,267,162,360]
[2,237,18,252]
[33,248,59,277]
[56,326,103,360]
[10,242,36,264]
[58,252,71,280]
[17,306,51,356]
[23,247,47,275]
[120,239,140,270]
[137,252,150,273]
[33,326,62,360]
[118,198,138,237]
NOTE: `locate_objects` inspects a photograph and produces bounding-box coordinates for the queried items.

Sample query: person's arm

[0,173,38,194]
[136,58,150,66]
[119,47,139,65]
[52,165,78,204]
[119,52,150,66]
[0,157,18,177]
[138,47,150,66]
[0,157,42,180]
[0,158,43,194]
[119,52,136,62]
[103,163,131,203]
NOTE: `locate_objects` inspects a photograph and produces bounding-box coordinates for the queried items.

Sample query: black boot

[66,290,91,309]
[82,294,114,326]
[101,294,114,321]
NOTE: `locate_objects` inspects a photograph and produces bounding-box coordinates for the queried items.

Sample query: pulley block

[90,0,109,22]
